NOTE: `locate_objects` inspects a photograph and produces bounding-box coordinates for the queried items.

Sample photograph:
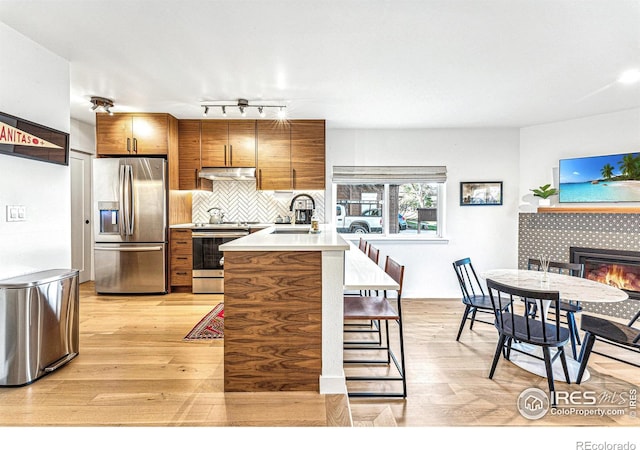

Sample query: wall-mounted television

[0,111,69,166]
[559,152,640,203]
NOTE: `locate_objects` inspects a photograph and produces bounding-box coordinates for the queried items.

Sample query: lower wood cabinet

[170,229,192,290]
[223,250,322,392]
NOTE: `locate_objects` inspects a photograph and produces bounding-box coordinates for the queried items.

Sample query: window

[332,166,446,238]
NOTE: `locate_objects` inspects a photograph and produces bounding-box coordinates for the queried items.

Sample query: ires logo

[553,391,598,405]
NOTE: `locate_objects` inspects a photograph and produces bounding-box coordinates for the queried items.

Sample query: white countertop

[343,241,399,290]
[218,224,350,251]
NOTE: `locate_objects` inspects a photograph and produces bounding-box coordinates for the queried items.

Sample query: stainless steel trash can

[0,269,79,386]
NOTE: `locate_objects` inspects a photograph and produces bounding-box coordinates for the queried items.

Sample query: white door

[70,150,93,283]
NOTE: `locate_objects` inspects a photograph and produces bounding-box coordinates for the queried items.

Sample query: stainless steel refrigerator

[92,157,167,294]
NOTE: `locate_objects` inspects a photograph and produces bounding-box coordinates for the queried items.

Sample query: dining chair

[486,278,571,407]
[452,257,503,341]
[576,306,640,383]
[527,258,585,359]
[343,256,406,398]
[358,237,368,253]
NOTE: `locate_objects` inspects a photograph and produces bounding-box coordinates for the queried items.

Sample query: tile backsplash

[192,181,325,224]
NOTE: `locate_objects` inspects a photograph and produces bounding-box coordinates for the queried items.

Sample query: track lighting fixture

[90,96,114,115]
[200,98,287,119]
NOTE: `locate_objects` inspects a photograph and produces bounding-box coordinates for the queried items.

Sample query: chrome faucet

[289,194,316,224]
[289,193,316,211]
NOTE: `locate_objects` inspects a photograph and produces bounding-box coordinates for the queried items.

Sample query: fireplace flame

[587,263,639,293]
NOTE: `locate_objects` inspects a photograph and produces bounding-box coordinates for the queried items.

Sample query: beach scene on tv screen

[559,152,640,203]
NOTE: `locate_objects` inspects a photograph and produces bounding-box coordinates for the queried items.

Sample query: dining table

[479,268,629,383]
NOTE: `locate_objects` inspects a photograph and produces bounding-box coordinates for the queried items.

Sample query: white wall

[519,108,640,210]
[326,128,521,298]
[0,22,71,278]
[70,118,96,155]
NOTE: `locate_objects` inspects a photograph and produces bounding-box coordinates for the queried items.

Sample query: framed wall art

[460,181,503,206]
[559,152,640,203]
[0,111,69,166]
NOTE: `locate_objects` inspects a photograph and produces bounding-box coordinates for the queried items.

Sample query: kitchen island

[219,224,349,394]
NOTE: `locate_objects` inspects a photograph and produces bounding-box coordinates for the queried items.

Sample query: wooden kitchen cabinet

[201,120,256,168]
[177,120,201,190]
[256,120,291,191]
[96,113,176,156]
[290,120,325,190]
[170,228,192,290]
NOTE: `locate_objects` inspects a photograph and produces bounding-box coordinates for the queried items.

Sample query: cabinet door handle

[292,168,296,189]
[133,138,138,153]
[176,271,188,276]
[224,144,227,166]
[229,145,233,166]
[258,168,262,189]
[177,257,188,260]
[127,138,131,153]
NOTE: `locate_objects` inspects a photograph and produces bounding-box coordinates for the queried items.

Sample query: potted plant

[530,184,558,206]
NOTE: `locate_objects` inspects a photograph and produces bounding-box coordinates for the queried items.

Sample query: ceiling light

[90,96,114,115]
[200,98,287,118]
[618,69,640,84]
[203,106,209,117]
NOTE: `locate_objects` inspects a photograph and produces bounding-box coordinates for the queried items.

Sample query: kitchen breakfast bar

[219,225,350,394]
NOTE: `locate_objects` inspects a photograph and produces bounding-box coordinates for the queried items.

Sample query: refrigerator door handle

[94,246,164,252]
[125,164,135,235]
[118,164,126,236]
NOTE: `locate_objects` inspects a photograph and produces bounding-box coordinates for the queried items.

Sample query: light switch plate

[6,205,26,222]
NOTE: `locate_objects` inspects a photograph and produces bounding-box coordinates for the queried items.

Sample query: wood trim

[537,207,640,213]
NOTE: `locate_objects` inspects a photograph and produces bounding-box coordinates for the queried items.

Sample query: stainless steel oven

[192,228,249,294]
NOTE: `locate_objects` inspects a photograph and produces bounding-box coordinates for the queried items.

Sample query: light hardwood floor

[0,282,637,429]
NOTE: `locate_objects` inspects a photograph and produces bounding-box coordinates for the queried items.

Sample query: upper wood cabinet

[201,120,256,167]
[290,120,325,190]
[256,121,291,191]
[177,120,201,190]
[256,119,326,191]
[96,113,175,156]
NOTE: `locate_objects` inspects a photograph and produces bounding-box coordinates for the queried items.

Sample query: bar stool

[343,256,407,398]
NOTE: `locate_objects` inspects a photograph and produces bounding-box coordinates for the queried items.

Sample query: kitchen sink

[270,228,310,234]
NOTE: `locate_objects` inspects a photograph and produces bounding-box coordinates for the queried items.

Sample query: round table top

[480,269,629,303]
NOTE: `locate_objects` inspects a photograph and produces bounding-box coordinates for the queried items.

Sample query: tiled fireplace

[519,212,640,320]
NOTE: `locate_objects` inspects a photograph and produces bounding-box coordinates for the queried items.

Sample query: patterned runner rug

[183,303,224,340]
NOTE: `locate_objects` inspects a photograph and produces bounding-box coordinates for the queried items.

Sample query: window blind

[332,166,447,184]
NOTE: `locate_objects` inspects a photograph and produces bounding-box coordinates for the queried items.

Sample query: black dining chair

[452,257,502,341]
[343,256,406,398]
[576,306,640,384]
[527,258,585,359]
[486,278,571,407]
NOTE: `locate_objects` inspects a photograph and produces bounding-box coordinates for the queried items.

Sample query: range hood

[198,167,256,181]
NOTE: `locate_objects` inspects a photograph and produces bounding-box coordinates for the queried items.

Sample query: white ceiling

[1,0,639,129]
